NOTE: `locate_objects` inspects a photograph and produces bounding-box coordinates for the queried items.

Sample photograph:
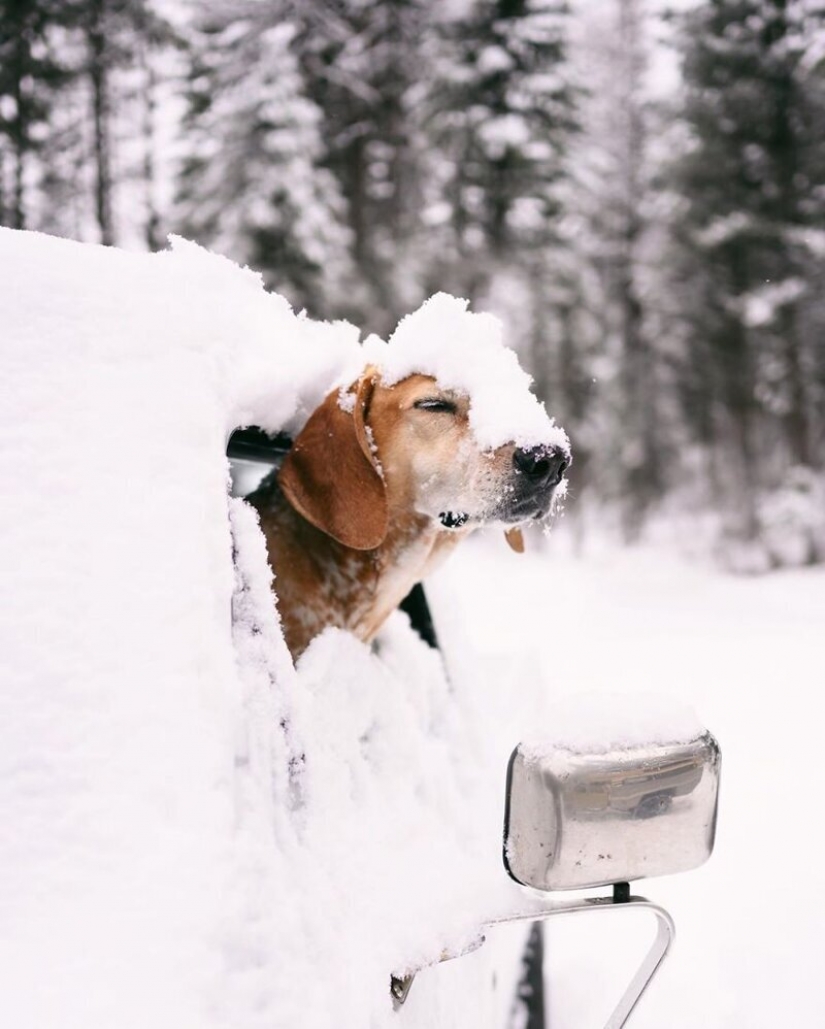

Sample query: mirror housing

[504,731,720,891]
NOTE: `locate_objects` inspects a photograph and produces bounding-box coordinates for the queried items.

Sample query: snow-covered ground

[3,227,822,1029]
[429,535,825,1027]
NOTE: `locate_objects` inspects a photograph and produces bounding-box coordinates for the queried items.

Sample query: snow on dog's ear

[278,370,388,550]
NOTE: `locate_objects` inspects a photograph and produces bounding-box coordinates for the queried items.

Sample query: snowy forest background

[3,0,824,569]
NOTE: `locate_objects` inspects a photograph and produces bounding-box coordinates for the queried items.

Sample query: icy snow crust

[0,229,549,1029]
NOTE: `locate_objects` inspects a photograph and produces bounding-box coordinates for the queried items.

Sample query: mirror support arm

[392,890,675,1029]
[483,892,675,1029]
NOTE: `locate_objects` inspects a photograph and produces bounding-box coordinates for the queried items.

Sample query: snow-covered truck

[1,227,720,1029]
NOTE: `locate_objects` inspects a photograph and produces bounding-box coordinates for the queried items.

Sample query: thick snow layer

[0,228,551,1029]
[0,230,364,441]
[521,692,704,756]
[367,293,570,453]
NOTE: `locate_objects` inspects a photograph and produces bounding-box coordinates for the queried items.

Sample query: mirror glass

[504,731,720,891]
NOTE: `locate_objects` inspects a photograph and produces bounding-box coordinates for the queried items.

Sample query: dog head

[278,369,570,550]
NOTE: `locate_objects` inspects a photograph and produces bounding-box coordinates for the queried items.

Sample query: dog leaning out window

[247,368,570,660]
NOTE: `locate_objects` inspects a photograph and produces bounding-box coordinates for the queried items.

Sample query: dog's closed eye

[413,397,458,414]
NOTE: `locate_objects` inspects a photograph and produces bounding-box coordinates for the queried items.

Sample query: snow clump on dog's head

[363,292,569,455]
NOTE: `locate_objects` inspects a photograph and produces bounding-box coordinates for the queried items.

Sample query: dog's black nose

[513,445,569,485]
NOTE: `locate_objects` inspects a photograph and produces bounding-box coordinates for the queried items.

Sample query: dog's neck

[249,476,467,659]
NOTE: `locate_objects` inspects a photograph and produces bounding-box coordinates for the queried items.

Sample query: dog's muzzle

[512,445,569,487]
[440,444,571,530]
[501,444,570,522]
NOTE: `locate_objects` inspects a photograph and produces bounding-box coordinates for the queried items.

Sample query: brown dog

[247,369,569,659]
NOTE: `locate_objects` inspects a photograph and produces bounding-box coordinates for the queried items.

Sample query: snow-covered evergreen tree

[1,0,179,246]
[80,0,179,246]
[553,0,667,537]
[423,0,578,301]
[0,0,71,229]
[670,0,825,537]
[176,0,353,316]
[292,0,430,330]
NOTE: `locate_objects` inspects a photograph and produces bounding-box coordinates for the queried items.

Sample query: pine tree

[423,0,578,300]
[671,0,825,534]
[2,0,180,246]
[293,0,430,330]
[0,0,70,229]
[557,0,666,537]
[176,0,352,316]
[80,0,180,245]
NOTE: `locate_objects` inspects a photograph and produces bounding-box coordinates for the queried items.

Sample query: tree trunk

[140,49,161,251]
[721,314,760,539]
[780,305,811,467]
[88,0,114,246]
[617,0,659,539]
[12,147,25,229]
[764,0,811,468]
[10,35,27,230]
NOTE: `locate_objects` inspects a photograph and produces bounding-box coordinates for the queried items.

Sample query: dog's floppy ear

[278,372,388,550]
[505,527,525,554]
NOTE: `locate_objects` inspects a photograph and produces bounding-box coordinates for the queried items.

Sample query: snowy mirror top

[519,693,706,758]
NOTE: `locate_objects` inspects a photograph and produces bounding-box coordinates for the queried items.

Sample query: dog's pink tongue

[505,528,525,554]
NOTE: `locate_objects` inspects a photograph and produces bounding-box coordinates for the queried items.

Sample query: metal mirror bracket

[391,883,675,1029]
[484,886,675,1029]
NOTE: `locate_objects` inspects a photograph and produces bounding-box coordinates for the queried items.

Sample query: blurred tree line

[2,0,823,565]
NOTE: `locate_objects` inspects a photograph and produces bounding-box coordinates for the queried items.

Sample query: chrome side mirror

[504,731,721,891]
[393,713,721,1029]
